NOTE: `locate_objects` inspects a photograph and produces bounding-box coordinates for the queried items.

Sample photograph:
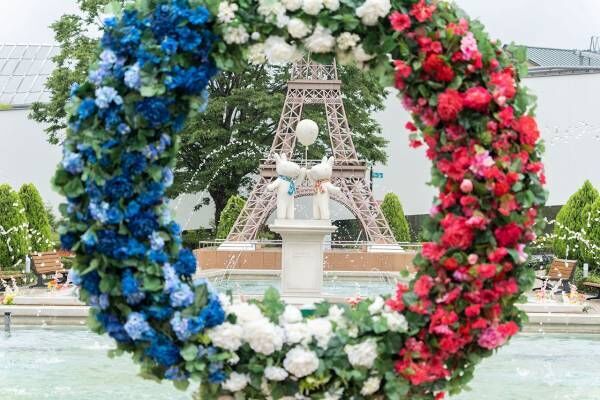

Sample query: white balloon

[295,119,319,146]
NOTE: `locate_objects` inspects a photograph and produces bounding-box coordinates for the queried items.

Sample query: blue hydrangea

[78,98,97,119]
[117,123,131,135]
[128,210,158,239]
[148,250,168,264]
[136,97,172,128]
[162,263,180,293]
[122,269,145,305]
[173,249,197,276]
[170,312,191,341]
[146,335,181,366]
[106,206,123,224]
[105,176,133,199]
[81,230,97,247]
[169,284,194,308]
[162,168,174,187]
[89,201,109,223]
[99,49,117,66]
[165,366,188,381]
[124,63,141,89]
[69,82,80,97]
[124,312,153,341]
[95,86,123,109]
[150,231,165,251]
[81,271,101,296]
[161,37,178,55]
[62,150,84,174]
[199,295,225,328]
[121,152,147,176]
[146,305,173,321]
[98,312,131,343]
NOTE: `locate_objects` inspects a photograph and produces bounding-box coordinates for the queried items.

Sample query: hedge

[19,183,54,251]
[380,192,411,242]
[581,197,600,266]
[0,184,31,270]
[216,195,246,239]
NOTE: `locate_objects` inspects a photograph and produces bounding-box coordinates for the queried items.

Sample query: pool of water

[1,328,599,399]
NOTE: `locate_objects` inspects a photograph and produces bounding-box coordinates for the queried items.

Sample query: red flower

[494,222,523,247]
[498,106,514,127]
[463,86,492,112]
[497,321,519,337]
[394,60,413,89]
[440,213,473,250]
[476,263,498,279]
[424,54,455,83]
[465,304,481,317]
[437,89,464,121]
[422,242,446,261]
[406,121,418,132]
[512,115,540,146]
[489,71,516,105]
[389,11,412,32]
[414,275,434,297]
[410,0,436,22]
[488,247,508,263]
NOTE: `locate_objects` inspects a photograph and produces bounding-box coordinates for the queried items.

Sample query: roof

[526,46,600,77]
[0,44,59,109]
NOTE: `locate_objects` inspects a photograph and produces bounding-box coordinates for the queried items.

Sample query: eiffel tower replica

[224,56,395,246]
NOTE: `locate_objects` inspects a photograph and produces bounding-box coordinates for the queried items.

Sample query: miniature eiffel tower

[224,56,395,245]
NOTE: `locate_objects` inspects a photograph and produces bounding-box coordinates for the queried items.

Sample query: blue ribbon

[279,175,296,196]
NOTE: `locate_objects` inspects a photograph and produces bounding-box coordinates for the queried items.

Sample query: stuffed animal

[307,156,341,220]
[267,153,306,219]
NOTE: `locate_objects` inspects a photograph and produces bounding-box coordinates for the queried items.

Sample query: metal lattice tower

[225,56,395,244]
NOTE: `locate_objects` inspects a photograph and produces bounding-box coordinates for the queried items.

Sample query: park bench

[30,251,67,287]
[534,258,577,294]
[583,282,600,301]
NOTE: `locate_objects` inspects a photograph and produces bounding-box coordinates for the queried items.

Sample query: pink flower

[516,243,528,263]
[463,86,492,112]
[467,253,479,265]
[389,12,411,32]
[460,179,473,193]
[470,151,494,176]
[460,32,478,61]
[478,326,507,350]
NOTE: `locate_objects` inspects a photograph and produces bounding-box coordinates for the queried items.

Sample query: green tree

[380,193,411,242]
[553,180,599,260]
[0,184,31,270]
[581,198,600,267]
[216,195,246,239]
[18,184,54,251]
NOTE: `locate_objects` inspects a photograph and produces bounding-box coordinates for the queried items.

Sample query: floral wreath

[55,0,547,398]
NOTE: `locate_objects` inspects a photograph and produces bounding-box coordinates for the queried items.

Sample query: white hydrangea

[283,346,320,377]
[282,0,303,11]
[264,366,289,381]
[258,0,287,17]
[323,0,340,10]
[302,0,323,15]
[217,2,238,23]
[283,322,312,345]
[368,296,385,315]
[287,18,311,39]
[360,376,381,396]
[353,44,375,63]
[305,25,336,53]
[383,311,408,332]
[345,339,378,368]
[347,325,359,338]
[307,317,333,348]
[243,319,285,355]
[248,43,267,65]
[264,36,301,64]
[222,372,250,392]
[223,25,249,44]
[355,0,391,26]
[207,322,244,351]
[281,305,303,324]
[251,31,261,40]
[336,32,360,51]
[229,302,263,324]
[327,305,346,325]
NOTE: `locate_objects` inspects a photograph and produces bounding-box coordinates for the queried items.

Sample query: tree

[216,195,246,239]
[19,184,54,251]
[380,193,411,242]
[553,180,599,260]
[0,184,31,270]
[581,198,600,267]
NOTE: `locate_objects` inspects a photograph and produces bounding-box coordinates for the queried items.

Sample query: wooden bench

[583,282,600,300]
[534,259,577,293]
[30,251,67,286]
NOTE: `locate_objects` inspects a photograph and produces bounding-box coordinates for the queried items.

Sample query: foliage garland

[55,0,547,398]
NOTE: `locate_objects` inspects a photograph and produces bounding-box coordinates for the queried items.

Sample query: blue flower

[89,67,109,85]
[161,37,178,55]
[121,152,147,176]
[97,312,131,343]
[169,283,194,308]
[170,312,191,341]
[208,369,226,384]
[173,249,196,276]
[125,201,141,218]
[146,335,181,366]
[103,16,117,28]
[124,63,141,89]
[69,82,80,97]
[148,250,168,264]
[99,293,110,310]
[78,98,97,119]
[146,305,172,321]
[124,312,153,341]
[106,206,123,224]
[99,49,117,66]
[136,97,172,128]
[105,176,133,199]
[122,269,145,305]
[95,86,123,109]
[189,6,210,25]
[165,366,188,381]
[81,271,101,296]
[89,201,108,223]
[199,295,225,328]
[81,230,97,247]
[62,150,84,174]
[117,123,131,135]
[150,231,165,251]
[126,238,146,257]
[162,263,180,293]
[128,211,158,239]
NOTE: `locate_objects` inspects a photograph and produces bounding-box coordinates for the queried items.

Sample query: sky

[1,0,600,48]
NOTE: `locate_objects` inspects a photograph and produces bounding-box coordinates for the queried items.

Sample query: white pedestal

[269,219,337,298]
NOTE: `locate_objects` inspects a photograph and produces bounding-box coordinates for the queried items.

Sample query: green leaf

[181,344,199,362]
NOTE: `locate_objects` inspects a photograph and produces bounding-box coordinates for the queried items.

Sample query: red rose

[465,304,481,317]
[512,115,540,146]
[389,11,411,32]
[437,89,464,121]
[410,0,436,22]
[497,321,519,338]
[498,106,514,127]
[476,263,498,279]
[488,247,508,263]
[424,54,455,83]
[463,86,492,112]
[489,71,516,105]
[494,222,523,247]
[422,242,446,261]
[440,213,474,250]
[414,275,434,297]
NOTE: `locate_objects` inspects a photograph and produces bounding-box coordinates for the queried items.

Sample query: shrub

[216,195,246,239]
[0,184,31,270]
[19,184,54,251]
[553,180,598,260]
[380,192,411,242]
[581,197,600,266]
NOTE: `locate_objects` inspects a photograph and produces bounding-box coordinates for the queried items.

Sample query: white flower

[287,18,311,39]
[248,43,267,65]
[347,325,359,338]
[302,0,323,15]
[323,390,343,400]
[327,305,346,325]
[307,317,333,348]
[353,44,375,63]
[281,305,303,324]
[251,31,261,40]
[368,296,385,315]
[360,376,381,396]
[243,319,285,355]
[305,25,336,53]
[264,366,289,381]
[283,346,320,377]
[282,0,303,11]
[323,0,340,10]
[228,353,240,365]
[224,25,249,44]
[258,0,287,17]
[222,372,250,392]
[345,339,378,368]
[355,0,391,26]
[229,302,263,324]
[275,12,290,28]
[284,322,312,345]
[217,2,238,23]
[264,36,301,64]
[336,32,360,51]
[383,311,408,332]
[207,322,244,351]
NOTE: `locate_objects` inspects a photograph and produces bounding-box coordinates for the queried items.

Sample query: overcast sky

[0,0,599,49]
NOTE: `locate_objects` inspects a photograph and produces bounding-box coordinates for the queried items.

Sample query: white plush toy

[307,156,341,220]
[267,153,306,220]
